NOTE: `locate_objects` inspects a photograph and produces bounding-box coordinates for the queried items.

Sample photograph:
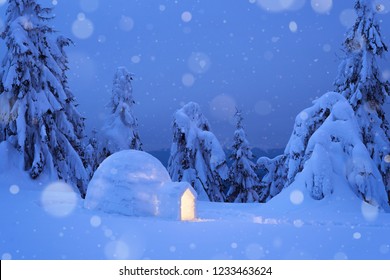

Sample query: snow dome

[84,150,197,220]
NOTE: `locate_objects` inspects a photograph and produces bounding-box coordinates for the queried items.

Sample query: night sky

[0,0,389,151]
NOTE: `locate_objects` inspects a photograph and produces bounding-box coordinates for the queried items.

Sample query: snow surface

[1,164,390,260]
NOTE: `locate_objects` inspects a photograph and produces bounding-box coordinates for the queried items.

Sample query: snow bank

[84,150,197,220]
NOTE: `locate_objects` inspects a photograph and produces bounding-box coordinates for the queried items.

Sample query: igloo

[84,150,197,221]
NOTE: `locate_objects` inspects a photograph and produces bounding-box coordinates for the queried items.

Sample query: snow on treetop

[110,66,135,109]
[173,102,210,132]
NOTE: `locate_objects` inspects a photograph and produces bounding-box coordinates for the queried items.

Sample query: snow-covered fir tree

[334,0,390,201]
[259,92,389,211]
[227,110,262,203]
[0,0,88,197]
[258,0,390,209]
[84,128,99,178]
[99,67,142,163]
[167,102,228,202]
[257,97,332,201]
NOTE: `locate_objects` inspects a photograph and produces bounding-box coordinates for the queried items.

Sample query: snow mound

[84,150,197,219]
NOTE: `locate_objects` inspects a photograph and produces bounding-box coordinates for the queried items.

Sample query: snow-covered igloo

[84,150,197,221]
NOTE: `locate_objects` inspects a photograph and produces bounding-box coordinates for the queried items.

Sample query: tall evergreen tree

[257,99,332,201]
[227,110,261,203]
[259,92,389,211]
[167,102,228,202]
[334,0,390,200]
[0,0,88,197]
[99,67,142,164]
[258,0,390,206]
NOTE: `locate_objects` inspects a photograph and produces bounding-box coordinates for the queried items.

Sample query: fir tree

[0,0,88,197]
[334,0,390,201]
[227,109,261,203]
[259,92,389,211]
[259,0,390,207]
[167,102,228,202]
[99,67,142,163]
[257,98,332,201]
[84,128,99,178]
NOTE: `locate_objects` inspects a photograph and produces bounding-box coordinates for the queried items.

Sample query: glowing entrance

[180,189,196,221]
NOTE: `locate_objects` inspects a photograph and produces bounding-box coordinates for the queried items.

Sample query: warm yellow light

[181,189,195,221]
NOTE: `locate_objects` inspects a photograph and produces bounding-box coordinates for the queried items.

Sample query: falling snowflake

[90,215,102,227]
[289,21,298,33]
[80,0,99,13]
[181,11,192,23]
[339,9,357,28]
[9,184,20,195]
[293,219,304,228]
[131,55,141,64]
[169,246,176,252]
[105,240,130,259]
[119,16,134,32]
[334,251,348,260]
[41,182,78,218]
[182,73,195,87]
[361,202,379,222]
[353,232,361,239]
[72,13,94,39]
[290,190,304,205]
[311,0,333,14]
[376,4,384,12]
[188,52,211,74]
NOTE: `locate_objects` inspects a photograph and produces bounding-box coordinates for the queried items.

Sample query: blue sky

[0,0,389,151]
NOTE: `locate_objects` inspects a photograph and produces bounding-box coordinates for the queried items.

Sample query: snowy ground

[1,169,390,260]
